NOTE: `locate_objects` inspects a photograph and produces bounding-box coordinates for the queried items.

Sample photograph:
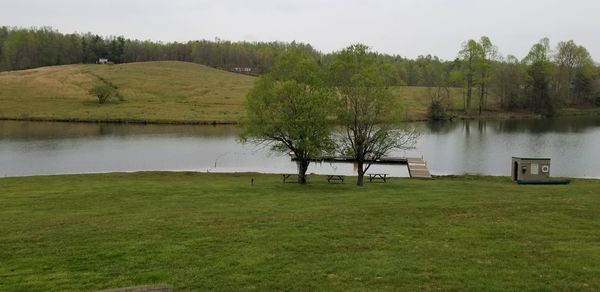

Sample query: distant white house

[231,67,252,73]
[97,58,109,64]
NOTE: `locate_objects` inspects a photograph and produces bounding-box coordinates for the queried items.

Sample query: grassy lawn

[1,172,599,290]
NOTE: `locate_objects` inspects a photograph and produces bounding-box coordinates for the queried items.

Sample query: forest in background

[1,26,599,117]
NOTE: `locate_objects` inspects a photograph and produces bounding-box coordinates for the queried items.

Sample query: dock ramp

[407,157,432,179]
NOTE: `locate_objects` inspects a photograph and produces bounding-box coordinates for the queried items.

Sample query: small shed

[511,157,551,181]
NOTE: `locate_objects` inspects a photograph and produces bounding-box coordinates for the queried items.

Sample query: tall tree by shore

[241,49,334,184]
[328,44,419,186]
[524,38,556,116]
[458,40,482,114]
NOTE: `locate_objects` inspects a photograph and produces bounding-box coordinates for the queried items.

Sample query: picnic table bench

[368,173,389,182]
[327,175,345,183]
[282,174,309,183]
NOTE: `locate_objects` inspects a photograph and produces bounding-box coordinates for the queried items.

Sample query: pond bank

[3,107,600,125]
[0,116,238,125]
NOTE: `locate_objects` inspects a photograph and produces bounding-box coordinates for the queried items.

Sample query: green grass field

[390,86,464,120]
[0,61,469,123]
[1,172,599,290]
[0,62,255,123]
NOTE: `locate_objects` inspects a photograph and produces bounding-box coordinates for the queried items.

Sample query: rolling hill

[0,61,463,123]
[0,61,255,123]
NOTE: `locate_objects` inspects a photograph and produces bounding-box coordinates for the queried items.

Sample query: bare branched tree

[328,44,420,186]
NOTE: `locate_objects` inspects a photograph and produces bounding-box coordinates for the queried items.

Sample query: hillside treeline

[1,26,599,115]
[0,26,319,74]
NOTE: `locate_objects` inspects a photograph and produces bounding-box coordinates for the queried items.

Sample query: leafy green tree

[476,36,497,114]
[572,51,595,103]
[524,38,556,116]
[379,61,405,86]
[573,66,594,102]
[328,44,419,186]
[593,67,600,106]
[419,56,453,120]
[492,55,526,110]
[458,40,483,114]
[555,40,595,104]
[242,49,334,184]
[457,37,497,115]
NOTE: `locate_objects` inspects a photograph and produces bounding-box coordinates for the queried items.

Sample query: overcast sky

[2,0,598,60]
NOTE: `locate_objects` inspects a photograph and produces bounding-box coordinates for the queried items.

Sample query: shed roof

[512,157,551,161]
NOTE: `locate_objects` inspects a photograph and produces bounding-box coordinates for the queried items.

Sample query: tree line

[453,37,599,116]
[0,26,318,74]
[1,26,599,115]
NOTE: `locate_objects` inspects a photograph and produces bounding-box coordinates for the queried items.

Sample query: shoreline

[0,170,594,180]
[2,108,599,126]
[0,116,239,125]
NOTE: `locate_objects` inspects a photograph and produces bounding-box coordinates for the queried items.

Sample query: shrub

[89,83,117,104]
[428,100,447,120]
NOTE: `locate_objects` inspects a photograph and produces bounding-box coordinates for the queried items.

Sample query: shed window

[531,163,539,175]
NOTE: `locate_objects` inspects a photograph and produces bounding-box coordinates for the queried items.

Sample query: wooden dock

[290,154,432,179]
[407,157,432,179]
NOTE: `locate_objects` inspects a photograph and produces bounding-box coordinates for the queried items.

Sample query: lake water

[1,118,600,178]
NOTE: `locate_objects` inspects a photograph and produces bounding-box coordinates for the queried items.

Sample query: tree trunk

[500,85,505,109]
[297,160,309,184]
[356,160,365,186]
[479,84,484,115]
[483,87,487,109]
[463,87,466,111]
[466,75,473,114]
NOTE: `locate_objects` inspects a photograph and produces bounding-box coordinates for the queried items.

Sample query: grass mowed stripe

[0,172,599,290]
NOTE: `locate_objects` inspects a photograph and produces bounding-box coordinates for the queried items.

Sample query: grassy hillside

[1,172,599,290]
[0,61,255,123]
[0,61,470,123]
[390,86,464,120]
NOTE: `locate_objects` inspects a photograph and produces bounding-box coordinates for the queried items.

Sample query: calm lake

[1,118,600,178]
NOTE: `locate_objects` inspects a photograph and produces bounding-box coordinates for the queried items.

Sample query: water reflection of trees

[425,121,456,134]
[426,120,488,136]
[492,117,600,134]
[424,117,600,134]
[2,117,600,141]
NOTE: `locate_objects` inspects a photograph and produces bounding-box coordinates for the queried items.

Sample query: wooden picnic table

[282,174,310,183]
[327,175,344,183]
[368,173,389,182]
